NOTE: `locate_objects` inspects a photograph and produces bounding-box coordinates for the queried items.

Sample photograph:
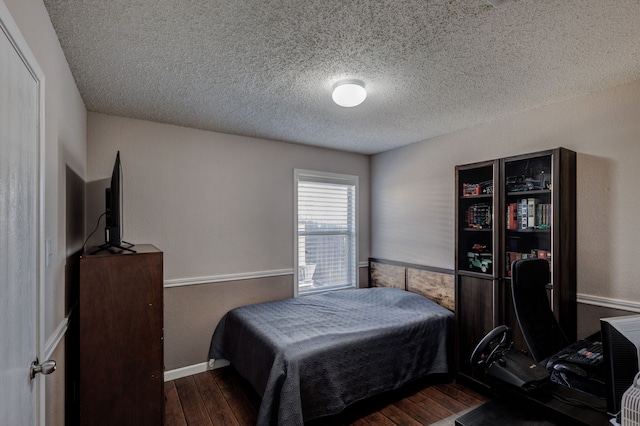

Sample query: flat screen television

[105,151,123,246]
[601,314,640,417]
[91,151,135,254]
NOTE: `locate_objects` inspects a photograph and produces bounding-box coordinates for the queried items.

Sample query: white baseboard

[164,362,209,382]
[164,359,230,382]
[44,316,69,360]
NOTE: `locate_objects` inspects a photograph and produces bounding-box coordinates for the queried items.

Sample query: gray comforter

[208,287,454,425]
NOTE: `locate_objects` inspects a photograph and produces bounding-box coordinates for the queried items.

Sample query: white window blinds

[295,170,358,295]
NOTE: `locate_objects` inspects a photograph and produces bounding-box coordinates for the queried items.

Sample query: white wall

[371,78,640,304]
[3,0,87,424]
[86,112,371,369]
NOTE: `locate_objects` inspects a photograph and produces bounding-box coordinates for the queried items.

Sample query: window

[294,169,358,296]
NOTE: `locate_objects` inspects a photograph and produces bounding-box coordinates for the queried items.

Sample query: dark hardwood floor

[164,367,488,425]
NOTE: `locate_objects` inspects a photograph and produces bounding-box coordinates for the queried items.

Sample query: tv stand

[77,244,163,425]
[90,240,136,255]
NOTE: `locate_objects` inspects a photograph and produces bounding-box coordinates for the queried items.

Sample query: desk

[455,382,613,426]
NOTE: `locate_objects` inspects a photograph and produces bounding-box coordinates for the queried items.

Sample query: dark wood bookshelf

[454,148,576,387]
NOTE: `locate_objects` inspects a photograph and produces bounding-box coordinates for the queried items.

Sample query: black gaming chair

[510,258,570,363]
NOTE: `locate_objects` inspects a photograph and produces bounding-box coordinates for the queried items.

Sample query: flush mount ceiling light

[332,80,367,107]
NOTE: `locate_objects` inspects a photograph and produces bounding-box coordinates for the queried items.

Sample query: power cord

[82,211,106,252]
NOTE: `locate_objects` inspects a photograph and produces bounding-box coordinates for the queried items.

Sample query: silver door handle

[30,358,56,380]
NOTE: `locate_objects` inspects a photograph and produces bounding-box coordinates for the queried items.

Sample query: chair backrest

[511,258,570,362]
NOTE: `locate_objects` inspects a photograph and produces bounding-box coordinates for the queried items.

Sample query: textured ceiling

[44,0,640,154]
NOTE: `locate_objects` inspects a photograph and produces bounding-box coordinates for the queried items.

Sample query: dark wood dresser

[78,244,163,425]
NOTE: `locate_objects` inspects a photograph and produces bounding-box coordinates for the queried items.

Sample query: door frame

[0,1,46,424]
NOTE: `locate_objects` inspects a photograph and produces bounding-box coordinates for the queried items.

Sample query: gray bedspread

[208,287,454,426]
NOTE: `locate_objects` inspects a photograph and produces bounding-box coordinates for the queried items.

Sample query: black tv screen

[105,151,122,245]
[89,151,135,254]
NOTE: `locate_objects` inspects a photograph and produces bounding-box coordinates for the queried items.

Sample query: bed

[208,284,454,425]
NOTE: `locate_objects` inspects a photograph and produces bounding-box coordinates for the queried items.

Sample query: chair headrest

[512,258,550,290]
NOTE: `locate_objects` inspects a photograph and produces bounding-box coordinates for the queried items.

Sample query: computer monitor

[601,314,640,416]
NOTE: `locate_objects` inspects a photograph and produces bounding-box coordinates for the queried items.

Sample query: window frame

[294,169,359,297]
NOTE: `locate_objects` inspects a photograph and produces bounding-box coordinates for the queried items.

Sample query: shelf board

[505,228,551,233]
[460,194,493,200]
[456,269,495,279]
[506,189,551,197]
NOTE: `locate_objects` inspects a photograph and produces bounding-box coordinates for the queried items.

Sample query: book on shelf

[506,249,551,276]
[536,203,552,227]
[512,198,551,229]
[527,198,539,228]
[519,199,528,229]
[506,251,520,276]
[507,203,518,230]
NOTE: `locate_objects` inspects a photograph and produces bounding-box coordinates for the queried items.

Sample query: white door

[0,3,45,425]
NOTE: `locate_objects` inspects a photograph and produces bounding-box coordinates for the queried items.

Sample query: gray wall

[371,78,640,330]
[86,112,371,369]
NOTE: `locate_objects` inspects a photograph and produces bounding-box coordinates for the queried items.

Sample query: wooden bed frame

[368,257,455,311]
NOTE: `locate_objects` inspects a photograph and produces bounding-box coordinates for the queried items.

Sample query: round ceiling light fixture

[332,80,367,107]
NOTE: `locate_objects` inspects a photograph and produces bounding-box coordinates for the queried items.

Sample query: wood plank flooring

[164,367,488,425]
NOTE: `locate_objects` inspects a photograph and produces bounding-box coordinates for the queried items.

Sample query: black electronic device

[545,339,604,371]
[553,362,587,377]
[471,325,550,391]
[542,338,607,399]
[558,340,604,367]
[601,315,640,417]
[91,151,135,254]
[470,325,513,367]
